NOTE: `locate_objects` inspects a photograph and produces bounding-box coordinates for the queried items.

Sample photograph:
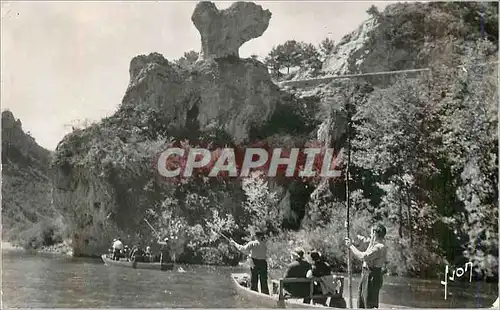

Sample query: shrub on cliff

[264,40,324,79]
[16,219,64,250]
[2,110,64,248]
[350,39,498,278]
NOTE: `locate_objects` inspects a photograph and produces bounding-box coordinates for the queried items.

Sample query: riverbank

[2,240,73,256]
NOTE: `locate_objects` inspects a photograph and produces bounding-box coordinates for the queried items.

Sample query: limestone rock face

[52,1,281,256]
[121,53,280,143]
[189,58,280,142]
[192,1,272,59]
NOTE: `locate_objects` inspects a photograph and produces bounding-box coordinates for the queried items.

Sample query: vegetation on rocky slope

[7,1,497,281]
[2,111,65,249]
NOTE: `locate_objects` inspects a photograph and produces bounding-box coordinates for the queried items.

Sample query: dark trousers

[112,249,120,261]
[358,267,383,308]
[303,284,327,306]
[250,258,269,295]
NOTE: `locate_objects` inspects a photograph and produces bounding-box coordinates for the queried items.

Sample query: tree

[366,5,380,17]
[352,74,445,275]
[264,47,283,78]
[176,50,199,68]
[264,40,303,75]
[318,38,335,60]
[298,42,322,75]
[437,40,498,277]
[241,171,281,236]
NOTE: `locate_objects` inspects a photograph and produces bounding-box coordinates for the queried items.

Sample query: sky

[1,1,390,151]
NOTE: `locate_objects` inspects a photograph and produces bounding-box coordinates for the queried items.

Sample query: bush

[17,219,64,250]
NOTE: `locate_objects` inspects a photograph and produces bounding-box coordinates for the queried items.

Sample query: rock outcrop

[2,110,63,248]
[192,1,272,59]
[52,1,288,257]
[121,52,280,143]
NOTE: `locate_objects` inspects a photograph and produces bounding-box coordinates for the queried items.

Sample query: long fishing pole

[212,229,233,244]
[217,232,232,243]
[212,229,247,255]
[144,218,161,239]
[345,99,353,309]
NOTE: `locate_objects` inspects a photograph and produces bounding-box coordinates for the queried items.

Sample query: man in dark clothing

[157,237,170,263]
[129,244,145,262]
[283,247,312,301]
[305,250,331,306]
[230,231,269,295]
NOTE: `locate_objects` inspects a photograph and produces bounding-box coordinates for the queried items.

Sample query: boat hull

[231,273,408,309]
[101,254,174,271]
[231,273,328,308]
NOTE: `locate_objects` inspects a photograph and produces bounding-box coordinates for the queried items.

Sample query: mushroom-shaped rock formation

[51,1,284,257]
[192,1,272,59]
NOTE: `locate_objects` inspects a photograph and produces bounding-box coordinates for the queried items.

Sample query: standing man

[157,237,170,264]
[230,231,269,295]
[345,223,387,309]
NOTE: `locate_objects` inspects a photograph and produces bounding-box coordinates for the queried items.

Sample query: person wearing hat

[230,231,269,295]
[129,244,145,262]
[112,238,123,261]
[305,250,331,306]
[283,247,312,302]
[157,237,170,263]
[145,246,153,262]
[345,223,387,309]
[123,245,130,260]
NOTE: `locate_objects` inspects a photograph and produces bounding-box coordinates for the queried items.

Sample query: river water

[2,249,497,308]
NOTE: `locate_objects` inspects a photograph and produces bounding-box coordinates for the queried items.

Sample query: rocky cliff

[283,2,498,85]
[2,110,63,248]
[52,1,306,257]
[51,0,498,262]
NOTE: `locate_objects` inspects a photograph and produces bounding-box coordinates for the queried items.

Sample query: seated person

[305,250,331,306]
[122,245,130,258]
[129,244,146,262]
[283,247,312,301]
[145,246,153,262]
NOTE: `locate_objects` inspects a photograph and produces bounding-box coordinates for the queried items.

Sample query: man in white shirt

[345,224,387,308]
[112,238,124,261]
[230,231,269,295]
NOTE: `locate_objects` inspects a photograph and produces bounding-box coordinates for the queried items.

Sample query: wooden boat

[231,272,342,308]
[231,273,407,309]
[101,254,174,271]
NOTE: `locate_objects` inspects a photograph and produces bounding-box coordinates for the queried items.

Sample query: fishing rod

[144,218,162,240]
[345,97,353,309]
[211,229,247,256]
[211,228,232,243]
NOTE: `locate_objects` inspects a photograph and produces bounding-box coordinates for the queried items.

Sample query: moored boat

[101,254,175,271]
[231,272,348,308]
[230,273,408,309]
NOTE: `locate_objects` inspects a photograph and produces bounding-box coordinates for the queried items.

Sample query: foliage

[175,50,200,68]
[241,171,281,236]
[15,218,65,250]
[264,40,325,78]
[318,38,335,61]
[366,5,380,18]
[436,40,498,276]
[266,204,372,272]
[348,39,498,278]
[144,189,243,265]
[2,111,65,248]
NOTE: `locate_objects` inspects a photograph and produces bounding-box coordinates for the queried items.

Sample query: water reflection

[2,250,497,308]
